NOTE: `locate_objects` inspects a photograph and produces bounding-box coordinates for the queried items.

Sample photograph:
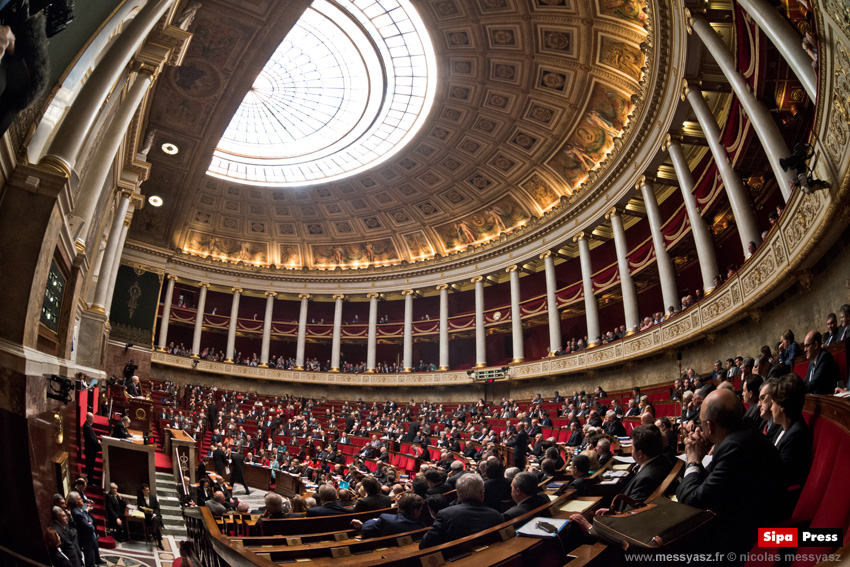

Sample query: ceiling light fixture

[161,143,179,155]
[148,195,164,207]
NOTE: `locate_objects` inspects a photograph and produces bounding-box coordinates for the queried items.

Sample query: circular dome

[208,0,437,187]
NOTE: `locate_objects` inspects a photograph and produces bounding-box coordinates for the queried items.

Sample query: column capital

[634,175,649,191]
[435,284,449,291]
[401,289,415,296]
[298,293,312,300]
[332,294,345,301]
[199,282,210,289]
[661,133,674,152]
[681,78,694,102]
[264,291,277,298]
[366,292,380,299]
[167,274,178,281]
[470,276,483,284]
[572,231,589,243]
[604,206,624,220]
[119,188,134,200]
[539,250,553,260]
[505,265,519,273]
[231,287,243,294]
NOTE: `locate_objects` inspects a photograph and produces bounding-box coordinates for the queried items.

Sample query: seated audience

[306,483,350,516]
[777,329,802,367]
[354,476,393,511]
[353,493,426,538]
[137,483,164,550]
[676,389,785,560]
[483,459,512,511]
[567,454,591,494]
[802,330,839,394]
[766,374,813,491]
[250,492,289,535]
[502,471,550,520]
[419,473,504,549]
[741,374,765,431]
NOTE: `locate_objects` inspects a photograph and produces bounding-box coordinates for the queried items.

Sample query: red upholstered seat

[172,559,182,567]
[746,405,850,567]
[98,536,116,550]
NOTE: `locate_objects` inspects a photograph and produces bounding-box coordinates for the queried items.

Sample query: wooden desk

[273,471,304,498]
[164,428,196,485]
[243,464,272,490]
[102,434,156,494]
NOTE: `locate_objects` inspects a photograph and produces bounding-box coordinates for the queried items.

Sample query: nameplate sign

[285,537,302,546]
[334,532,349,541]
[330,546,351,558]
[499,526,516,541]
[419,552,445,567]
[396,535,413,546]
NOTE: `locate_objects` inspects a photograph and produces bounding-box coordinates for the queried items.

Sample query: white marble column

[734,0,816,101]
[437,284,450,370]
[682,80,762,254]
[664,135,720,292]
[687,12,797,201]
[104,214,133,317]
[638,177,680,313]
[472,276,486,368]
[41,0,175,174]
[330,294,344,372]
[260,291,276,367]
[366,293,379,372]
[402,290,414,372]
[574,232,601,347]
[224,288,242,363]
[191,283,209,358]
[156,275,177,351]
[294,294,310,370]
[71,73,152,254]
[606,208,640,335]
[507,266,525,362]
[90,190,132,314]
[540,251,563,355]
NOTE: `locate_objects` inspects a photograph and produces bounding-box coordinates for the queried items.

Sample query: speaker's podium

[108,385,154,434]
[101,433,157,494]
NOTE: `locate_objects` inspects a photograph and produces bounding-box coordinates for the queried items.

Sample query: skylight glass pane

[208,0,437,187]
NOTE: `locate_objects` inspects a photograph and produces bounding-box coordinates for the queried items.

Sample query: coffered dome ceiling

[132,0,669,275]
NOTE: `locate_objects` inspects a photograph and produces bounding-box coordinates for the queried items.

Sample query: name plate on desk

[285,537,302,546]
[330,546,351,558]
[396,535,413,546]
[419,551,445,567]
[333,532,349,542]
[498,525,516,541]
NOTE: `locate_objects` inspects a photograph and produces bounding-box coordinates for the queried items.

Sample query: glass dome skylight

[208,0,437,187]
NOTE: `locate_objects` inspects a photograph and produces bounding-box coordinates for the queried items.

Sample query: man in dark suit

[404,419,420,443]
[511,422,529,469]
[207,401,219,428]
[110,416,131,439]
[676,389,784,561]
[212,443,228,476]
[803,330,840,394]
[612,425,672,509]
[419,473,504,549]
[446,461,468,488]
[250,492,289,535]
[778,329,802,367]
[602,411,627,437]
[306,484,350,516]
[229,449,250,494]
[125,375,141,397]
[355,493,426,538]
[52,505,83,567]
[354,476,393,511]
[503,471,550,520]
[69,492,100,567]
[823,313,841,347]
[483,460,511,510]
[105,483,127,542]
[82,413,100,483]
[137,483,164,550]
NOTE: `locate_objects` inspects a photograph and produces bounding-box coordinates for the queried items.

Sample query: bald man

[676,389,784,562]
[82,412,100,482]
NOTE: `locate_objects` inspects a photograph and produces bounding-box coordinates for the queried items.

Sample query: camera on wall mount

[46,374,73,404]
[780,143,830,195]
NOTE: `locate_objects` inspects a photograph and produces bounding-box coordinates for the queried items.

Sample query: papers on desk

[126,505,145,519]
[131,434,144,442]
[613,455,635,464]
[602,470,629,478]
[612,464,631,471]
[559,500,590,514]
[598,479,620,485]
[517,517,569,538]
